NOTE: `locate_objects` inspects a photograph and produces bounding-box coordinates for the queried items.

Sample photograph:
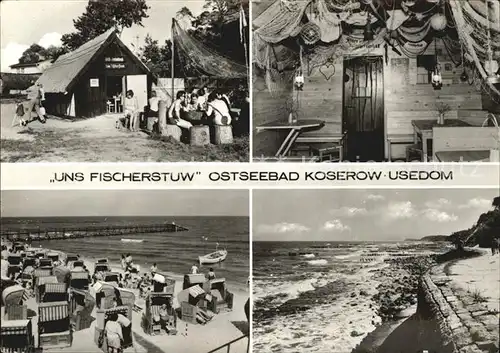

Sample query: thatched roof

[37,28,150,94]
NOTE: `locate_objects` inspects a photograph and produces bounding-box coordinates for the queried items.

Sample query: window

[416,55,436,84]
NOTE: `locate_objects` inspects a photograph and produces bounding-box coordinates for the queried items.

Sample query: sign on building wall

[105,57,126,69]
[90,78,99,87]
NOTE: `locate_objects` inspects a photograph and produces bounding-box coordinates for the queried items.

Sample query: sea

[252,241,449,353]
[1,216,249,290]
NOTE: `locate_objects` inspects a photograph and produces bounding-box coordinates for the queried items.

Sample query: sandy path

[1,102,248,162]
[447,248,500,313]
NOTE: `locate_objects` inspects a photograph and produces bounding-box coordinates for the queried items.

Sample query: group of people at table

[120,86,240,134]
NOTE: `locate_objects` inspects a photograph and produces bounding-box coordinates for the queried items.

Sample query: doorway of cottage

[342,56,385,162]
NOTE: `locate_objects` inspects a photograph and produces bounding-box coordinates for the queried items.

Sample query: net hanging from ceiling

[172,20,248,79]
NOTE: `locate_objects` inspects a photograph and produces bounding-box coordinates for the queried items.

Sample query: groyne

[0,223,188,241]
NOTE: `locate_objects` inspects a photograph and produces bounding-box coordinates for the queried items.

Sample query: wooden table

[411,119,472,162]
[256,119,325,157]
[435,150,491,162]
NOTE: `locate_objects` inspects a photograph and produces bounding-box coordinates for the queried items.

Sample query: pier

[0,223,188,242]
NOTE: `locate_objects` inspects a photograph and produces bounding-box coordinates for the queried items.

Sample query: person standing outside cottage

[24,82,46,125]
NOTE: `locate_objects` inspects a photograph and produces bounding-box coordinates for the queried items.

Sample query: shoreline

[253,250,439,353]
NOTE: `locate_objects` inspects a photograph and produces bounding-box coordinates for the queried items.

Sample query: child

[15,101,27,127]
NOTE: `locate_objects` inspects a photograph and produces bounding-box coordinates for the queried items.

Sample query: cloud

[323,220,351,232]
[423,209,458,223]
[257,222,309,234]
[459,198,491,209]
[366,194,385,201]
[0,42,29,71]
[38,32,62,48]
[330,207,368,217]
[386,201,415,220]
[425,198,451,209]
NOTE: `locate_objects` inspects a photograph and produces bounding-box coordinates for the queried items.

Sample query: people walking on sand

[207,268,216,280]
[168,90,193,132]
[190,263,199,274]
[104,313,123,353]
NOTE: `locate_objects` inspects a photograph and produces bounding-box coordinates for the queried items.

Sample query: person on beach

[121,255,126,270]
[190,263,199,274]
[168,90,193,132]
[104,313,123,353]
[207,268,216,280]
[125,254,132,267]
[159,303,172,332]
[150,263,157,275]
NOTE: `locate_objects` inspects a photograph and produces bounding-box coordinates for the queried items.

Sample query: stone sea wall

[417,267,499,353]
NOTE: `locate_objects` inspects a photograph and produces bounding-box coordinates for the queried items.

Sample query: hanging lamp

[431,41,443,89]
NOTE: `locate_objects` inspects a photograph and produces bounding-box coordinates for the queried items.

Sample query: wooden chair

[405,143,423,162]
[310,143,343,162]
[291,133,346,162]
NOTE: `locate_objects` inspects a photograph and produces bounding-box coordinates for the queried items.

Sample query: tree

[176,0,249,65]
[493,196,500,210]
[138,34,187,77]
[61,0,149,51]
[18,44,47,64]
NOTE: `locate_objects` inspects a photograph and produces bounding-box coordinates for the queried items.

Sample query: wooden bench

[433,126,499,161]
[386,110,458,161]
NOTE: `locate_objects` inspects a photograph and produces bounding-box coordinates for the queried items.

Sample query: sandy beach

[1,244,249,353]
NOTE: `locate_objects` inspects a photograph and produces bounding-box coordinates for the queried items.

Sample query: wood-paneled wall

[252,68,293,158]
[252,39,486,158]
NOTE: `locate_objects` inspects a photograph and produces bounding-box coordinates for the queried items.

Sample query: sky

[0,190,249,217]
[253,189,499,241]
[0,0,204,71]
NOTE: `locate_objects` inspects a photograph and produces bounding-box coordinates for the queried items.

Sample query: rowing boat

[198,249,227,264]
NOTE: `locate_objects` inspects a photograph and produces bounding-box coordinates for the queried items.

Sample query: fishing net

[450,0,500,101]
[172,20,247,79]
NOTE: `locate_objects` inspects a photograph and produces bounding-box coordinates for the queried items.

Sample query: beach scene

[1,190,250,353]
[253,189,500,353]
